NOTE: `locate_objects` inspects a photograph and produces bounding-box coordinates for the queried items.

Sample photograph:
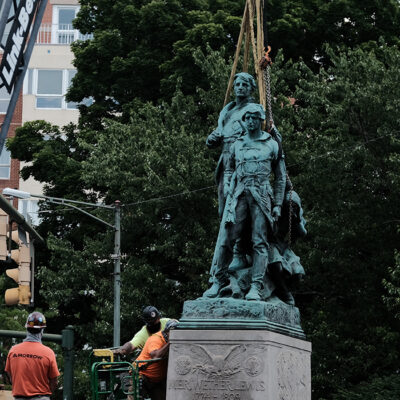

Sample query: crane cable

[259,1,295,246]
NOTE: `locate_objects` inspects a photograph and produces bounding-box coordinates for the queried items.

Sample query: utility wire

[122,185,215,208]
[24,131,399,217]
[122,131,398,208]
[286,131,399,169]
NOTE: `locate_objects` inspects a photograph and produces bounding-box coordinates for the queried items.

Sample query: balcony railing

[36,23,93,45]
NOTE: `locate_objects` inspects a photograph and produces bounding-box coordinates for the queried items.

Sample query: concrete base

[167,329,311,400]
[0,390,13,400]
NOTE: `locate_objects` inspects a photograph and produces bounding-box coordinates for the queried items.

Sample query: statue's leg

[204,177,230,297]
[203,222,235,298]
[218,178,226,219]
[245,196,272,301]
[208,194,247,299]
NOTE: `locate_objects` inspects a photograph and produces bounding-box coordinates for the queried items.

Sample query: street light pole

[113,200,121,347]
[2,188,122,346]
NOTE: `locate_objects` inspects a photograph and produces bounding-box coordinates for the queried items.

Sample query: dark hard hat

[25,311,46,329]
[164,319,179,332]
[142,306,161,324]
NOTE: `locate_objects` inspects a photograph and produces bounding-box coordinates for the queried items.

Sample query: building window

[0,144,11,179]
[25,69,93,110]
[37,5,92,44]
[0,86,11,114]
[36,69,63,108]
[52,6,79,44]
[66,70,78,109]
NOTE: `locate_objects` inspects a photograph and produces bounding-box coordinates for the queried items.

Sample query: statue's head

[233,72,256,99]
[240,103,266,121]
[234,72,256,91]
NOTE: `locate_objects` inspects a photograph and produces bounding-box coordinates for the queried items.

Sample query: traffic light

[0,208,7,260]
[5,228,32,305]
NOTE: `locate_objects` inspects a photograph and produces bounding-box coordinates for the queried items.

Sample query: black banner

[0,0,40,93]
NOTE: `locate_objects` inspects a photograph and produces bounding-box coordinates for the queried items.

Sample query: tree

[5,47,230,346]
[68,0,244,127]
[5,58,227,398]
[267,0,400,65]
[68,0,400,129]
[383,250,400,322]
[333,374,400,400]
[5,0,400,397]
[269,44,400,398]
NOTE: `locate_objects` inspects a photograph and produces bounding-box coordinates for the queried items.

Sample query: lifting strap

[223,0,271,125]
[223,0,295,246]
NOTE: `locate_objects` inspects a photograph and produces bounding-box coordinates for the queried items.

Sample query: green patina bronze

[178,297,305,339]
[180,74,307,337]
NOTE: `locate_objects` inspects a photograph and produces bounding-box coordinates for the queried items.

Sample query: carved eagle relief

[189,344,247,378]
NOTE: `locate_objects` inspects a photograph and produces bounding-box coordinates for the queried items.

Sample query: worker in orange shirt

[5,312,60,400]
[136,319,179,400]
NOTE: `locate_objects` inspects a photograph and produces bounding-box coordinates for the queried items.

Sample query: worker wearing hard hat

[5,312,60,400]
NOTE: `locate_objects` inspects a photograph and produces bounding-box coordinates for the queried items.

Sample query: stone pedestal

[167,329,311,400]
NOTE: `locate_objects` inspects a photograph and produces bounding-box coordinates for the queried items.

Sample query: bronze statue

[204,101,306,304]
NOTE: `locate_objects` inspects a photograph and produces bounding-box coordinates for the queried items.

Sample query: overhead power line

[25,131,399,216]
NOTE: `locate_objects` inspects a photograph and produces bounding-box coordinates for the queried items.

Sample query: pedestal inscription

[167,330,311,400]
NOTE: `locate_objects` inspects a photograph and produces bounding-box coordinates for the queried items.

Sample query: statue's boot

[245,253,268,301]
[228,254,247,273]
[262,273,275,300]
[203,280,224,298]
[245,283,262,301]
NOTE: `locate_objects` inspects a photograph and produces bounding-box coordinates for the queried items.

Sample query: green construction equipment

[90,348,162,400]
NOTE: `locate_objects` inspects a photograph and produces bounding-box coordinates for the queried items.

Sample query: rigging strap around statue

[223,0,294,247]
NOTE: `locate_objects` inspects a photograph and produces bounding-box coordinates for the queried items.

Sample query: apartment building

[0,0,89,223]
[0,83,21,196]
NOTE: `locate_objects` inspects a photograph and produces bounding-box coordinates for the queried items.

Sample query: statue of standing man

[204,73,257,298]
[208,104,287,301]
[206,72,257,217]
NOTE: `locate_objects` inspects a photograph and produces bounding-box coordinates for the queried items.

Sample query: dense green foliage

[68,0,400,126]
[68,0,244,125]
[333,374,400,399]
[271,45,400,398]
[1,1,400,399]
